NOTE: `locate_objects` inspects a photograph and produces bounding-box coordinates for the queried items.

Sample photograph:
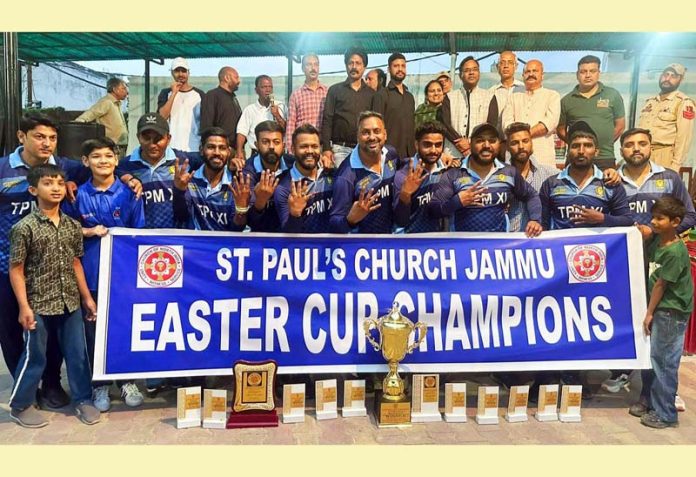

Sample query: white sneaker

[601,374,631,393]
[92,385,111,412]
[676,394,686,412]
[121,383,144,408]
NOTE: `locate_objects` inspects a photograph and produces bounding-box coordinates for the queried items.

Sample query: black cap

[470,123,502,140]
[137,113,169,136]
[567,120,597,142]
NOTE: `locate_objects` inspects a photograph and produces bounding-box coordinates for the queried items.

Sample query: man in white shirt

[489,51,525,133]
[157,57,205,153]
[502,59,561,167]
[441,56,497,157]
[235,75,287,160]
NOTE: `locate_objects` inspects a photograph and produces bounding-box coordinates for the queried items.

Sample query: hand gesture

[18,306,35,331]
[65,181,78,203]
[525,220,543,238]
[570,205,604,226]
[636,223,653,241]
[231,172,251,208]
[127,177,143,199]
[288,181,312,218]
[228,156,246,173]
[347,187,381,226]
[173,158,192,191]
[400,161,427,200]
[603,168,621,187]
[321,151,335,170]
[83,296,97,322]
[84,225,108,238]
[171,81,182,94]
[254,170,280,210]
[458,180,487,207]
[270,104,281,120]
[454,137,470,155]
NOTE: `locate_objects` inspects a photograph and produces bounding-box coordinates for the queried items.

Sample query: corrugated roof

[6,32,696,62]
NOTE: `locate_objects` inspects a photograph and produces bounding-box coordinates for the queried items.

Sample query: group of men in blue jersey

[1,105,694,421]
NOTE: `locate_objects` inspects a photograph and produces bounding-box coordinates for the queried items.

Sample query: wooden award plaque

[226,360,279,429]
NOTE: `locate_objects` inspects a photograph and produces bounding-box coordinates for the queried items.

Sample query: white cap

[171,57,189,71]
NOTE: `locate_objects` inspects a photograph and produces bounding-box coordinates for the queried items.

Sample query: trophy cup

[364,302,428,427]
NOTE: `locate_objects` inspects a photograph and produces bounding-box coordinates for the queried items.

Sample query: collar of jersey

[411,155,445,174]
[558,164,603,190]
[619,161,665,188]
[10,147,57,169]
[129,146,177,169]
[253,154,290,175]
[349,146,388,175]
[461,156,505,181]
[83,178,121,195]
[193,166,232,187]
[290,163,323,183]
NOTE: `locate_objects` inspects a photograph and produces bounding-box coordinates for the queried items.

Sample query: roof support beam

[2,32,21,155]
[627,51,641,129]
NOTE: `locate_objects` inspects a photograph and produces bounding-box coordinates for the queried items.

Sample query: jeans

[9,308,92,410]
[645,309,687,423]
[332,144,353,169]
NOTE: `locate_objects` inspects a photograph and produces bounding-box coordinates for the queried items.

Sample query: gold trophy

[364,302,428,427]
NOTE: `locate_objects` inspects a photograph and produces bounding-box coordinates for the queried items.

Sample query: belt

[332,140,357,148]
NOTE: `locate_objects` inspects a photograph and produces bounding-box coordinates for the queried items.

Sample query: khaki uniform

[638,91,696,171]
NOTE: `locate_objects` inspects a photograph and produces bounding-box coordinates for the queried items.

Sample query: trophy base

[202,419,227,429]
[375,392,411,428]
[504,412,528,423]
[226,409,279,429]
[475,414,499,425]
[342,407,367,418]
[558,412,582,423]
[534,411,558,422]
[412,412,442,423]
[444,412,467,423]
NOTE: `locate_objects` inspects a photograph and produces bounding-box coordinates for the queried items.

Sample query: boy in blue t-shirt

[63,137,145,412]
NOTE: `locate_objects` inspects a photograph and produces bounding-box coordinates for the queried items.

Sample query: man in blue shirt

[118,113,200,229]
[329,111,400,234]
[173,127,252,231]
[243,120,294,232]
[428,123,542,236]
[540,121,634,230]
[618,127,696,236]
[274,124,334,233]
[393,122,449,233]
[0,114,91,409]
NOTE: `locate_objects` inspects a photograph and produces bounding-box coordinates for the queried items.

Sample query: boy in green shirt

[636,196,693,428]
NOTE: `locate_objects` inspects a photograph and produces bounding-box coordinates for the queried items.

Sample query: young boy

[63,137,146,412]
[8,164,100,427]
[637,196,694,429]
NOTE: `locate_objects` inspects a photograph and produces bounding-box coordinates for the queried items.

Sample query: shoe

[121,383,144,407]
[640,410,678,429]
[675,394,686,412]
[601,374,631,393]
[629,402,648,417]
[92,385,111,412]
[10,406,49,428]
[75,402,101,425]
[38,385,70,410]
[581,386,595,400]
[145,383,167,398]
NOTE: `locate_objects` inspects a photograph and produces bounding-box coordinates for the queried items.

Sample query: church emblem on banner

[137,245,184,288]
[564,243,607,283]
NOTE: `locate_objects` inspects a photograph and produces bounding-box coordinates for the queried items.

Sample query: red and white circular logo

[567,245,606,282]
[138,246,183,288]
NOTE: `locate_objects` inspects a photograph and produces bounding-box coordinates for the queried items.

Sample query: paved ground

[0,357,694,445]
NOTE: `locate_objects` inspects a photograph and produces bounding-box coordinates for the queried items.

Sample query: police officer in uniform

[638,63,695,172]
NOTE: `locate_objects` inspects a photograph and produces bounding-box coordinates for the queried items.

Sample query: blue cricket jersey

[274,164,335,233]
[619,162,696,233]
[244,153,294,232]
[392,156,447,233]
[173,167,245,232]
[117,147,200,229]
[428,157,541,232]
[0,147,89,275]
[63,179,145,291]
[329,145,400,234]
[540,164,634,230]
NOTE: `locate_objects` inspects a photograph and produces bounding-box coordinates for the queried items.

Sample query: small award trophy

[504,385,529,423]
[202,389,227,429]
[226,360,279,428]
[475,385,499,425]
[364,302,428,428]
[534,384,559,422]
[411,374,442,422]
[176,386,202,429]
[559,385,582,422]
[444,383,467,423]
[315,379,338,420]
[342,380,367,417]
[282,383,305,423]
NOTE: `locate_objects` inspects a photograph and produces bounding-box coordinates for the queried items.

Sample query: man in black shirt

[371,52,415,158]
[321,47,374,168]
[200,66,242,159]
